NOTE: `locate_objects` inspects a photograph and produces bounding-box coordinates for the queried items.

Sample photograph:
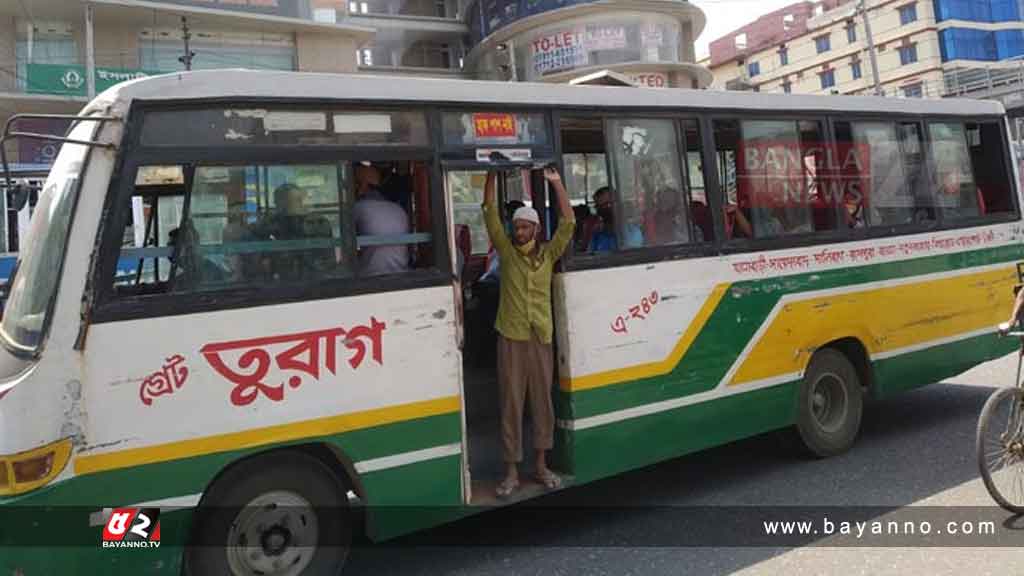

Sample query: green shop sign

[27,64,166,97]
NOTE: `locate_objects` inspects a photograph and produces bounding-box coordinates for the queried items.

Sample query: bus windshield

[0,120,94,353]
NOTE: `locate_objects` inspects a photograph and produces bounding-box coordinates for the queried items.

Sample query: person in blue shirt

[586,187,644,252]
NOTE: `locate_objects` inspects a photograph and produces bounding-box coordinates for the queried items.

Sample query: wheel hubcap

[226,491,318,576]
[811,372,849,435]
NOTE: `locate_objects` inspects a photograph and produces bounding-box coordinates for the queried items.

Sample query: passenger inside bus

[353,162,412,276]
[250,182,334,282]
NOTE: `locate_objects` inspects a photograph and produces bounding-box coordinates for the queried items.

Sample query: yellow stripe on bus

[73,395,461,476]
[558,284,731,393]
[728,266,1015,386]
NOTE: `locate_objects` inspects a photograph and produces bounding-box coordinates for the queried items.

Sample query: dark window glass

[899,44,919,65]
[902,83,923,97]
[141,108,429,147]
[820,69,836,89]
[899,3,918,25]
[851,61,863,79]
[779,47,789,66]
[748,61,761,77]
[816,34,832,54]
[846,21,857,43]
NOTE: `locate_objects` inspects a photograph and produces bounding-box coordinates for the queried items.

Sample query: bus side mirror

[9,183,28,212]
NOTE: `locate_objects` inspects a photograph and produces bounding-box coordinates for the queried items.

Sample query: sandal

[534,470,562,490]
[496,477,519,498]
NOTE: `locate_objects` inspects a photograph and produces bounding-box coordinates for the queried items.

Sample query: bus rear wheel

[794,349,864,458]
[186,450,351,576]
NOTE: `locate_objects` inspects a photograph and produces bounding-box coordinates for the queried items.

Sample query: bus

[0,70,1020,575]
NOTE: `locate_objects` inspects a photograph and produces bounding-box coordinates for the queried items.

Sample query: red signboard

[473,113,518,139]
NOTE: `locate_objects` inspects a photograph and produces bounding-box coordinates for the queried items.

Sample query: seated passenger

[586,187,642,252]
[646,187,694,244]
[353,162,411,276]
[252,182,333,281]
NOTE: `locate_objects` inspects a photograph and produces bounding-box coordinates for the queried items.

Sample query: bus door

[443,157,554,505]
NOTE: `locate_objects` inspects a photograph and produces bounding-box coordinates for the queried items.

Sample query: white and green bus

[0,70,1021,575]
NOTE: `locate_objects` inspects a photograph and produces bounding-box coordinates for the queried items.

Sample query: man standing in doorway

[482,166,575,498]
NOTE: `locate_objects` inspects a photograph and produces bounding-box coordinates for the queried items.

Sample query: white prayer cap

[512,206,540,225]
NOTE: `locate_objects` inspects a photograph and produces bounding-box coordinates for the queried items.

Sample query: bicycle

[979,280,1024,515]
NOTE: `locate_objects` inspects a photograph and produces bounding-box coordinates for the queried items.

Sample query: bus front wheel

[794,349,864,458]
[186,450,351,576]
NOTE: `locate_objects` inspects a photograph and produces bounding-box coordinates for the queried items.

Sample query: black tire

[977,386,1024,515]
[185,450,351,576]
[794,348,864,458]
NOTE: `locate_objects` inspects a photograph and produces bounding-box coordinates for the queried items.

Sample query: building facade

[707,0,1024,105]
[0,0,709,168]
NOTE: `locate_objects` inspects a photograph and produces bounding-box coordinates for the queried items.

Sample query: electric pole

[859,0,884,96]
[179,16,195,71]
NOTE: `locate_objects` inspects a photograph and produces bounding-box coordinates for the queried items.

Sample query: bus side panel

[556,228,1024,487]
[74,286,463,547]
[872,331,1017,398]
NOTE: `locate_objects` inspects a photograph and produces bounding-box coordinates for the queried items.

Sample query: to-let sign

[473,113,517,139]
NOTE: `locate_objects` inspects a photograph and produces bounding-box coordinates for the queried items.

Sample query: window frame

[779,46,789,67]
[90,100,452,324]
[898,3,918,25]
[820,69,836,90]
[899,43,919,65]
[846,20,857,44]
[924,117,1022,229]
[815,34,832,54]
[708,113,849,253]
[563,110,719,272]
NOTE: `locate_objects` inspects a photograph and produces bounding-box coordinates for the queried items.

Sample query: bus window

[929,122,981,221]
[683,119,713,242]
[606,118,688,248]
[712,120,752,240]
[713,118,831,240]
[834,120,933,228]
[114,165,186,294]
[111,160,435,296]
[929,121,1020,221]
[560,116,609,253]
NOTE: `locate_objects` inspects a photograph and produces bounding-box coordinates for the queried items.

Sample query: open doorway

[448,165,563,505]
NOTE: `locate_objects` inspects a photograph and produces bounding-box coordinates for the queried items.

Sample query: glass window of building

[899,3,918,25]
[820,69,836,89]
[815,34,832,54]
[16,20,78,93]
[846,20,857,43]
[899,44,918,65]
[139,29,296,72]
[748,61,760,77]
[851,59,862,79]
[902,82,923,97]
[779,46,789,66]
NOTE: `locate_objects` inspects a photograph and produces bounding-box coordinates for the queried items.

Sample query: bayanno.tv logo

[101,507,161,549]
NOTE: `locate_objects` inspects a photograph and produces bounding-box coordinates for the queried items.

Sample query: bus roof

[90,69,1006,118]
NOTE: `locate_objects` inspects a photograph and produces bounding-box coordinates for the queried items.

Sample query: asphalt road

[344,353,1024,576]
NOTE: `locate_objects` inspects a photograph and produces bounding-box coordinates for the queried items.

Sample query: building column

[85,3,96,98]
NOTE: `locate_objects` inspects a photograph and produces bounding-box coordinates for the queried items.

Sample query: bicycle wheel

[977,386,1024,514]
